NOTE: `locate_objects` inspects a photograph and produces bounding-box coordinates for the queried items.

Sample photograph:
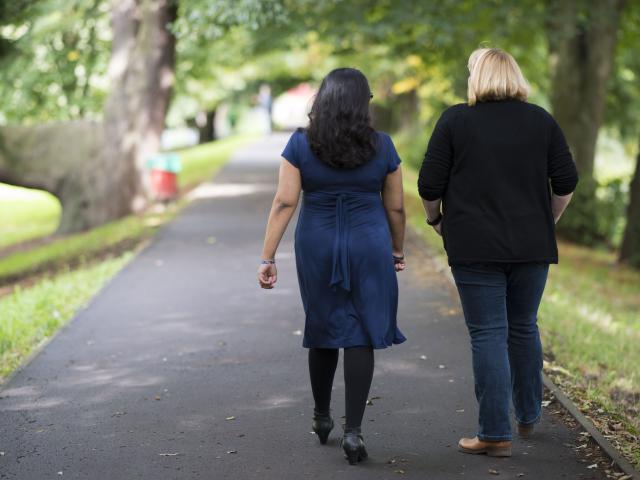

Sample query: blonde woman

[418,48,578,457]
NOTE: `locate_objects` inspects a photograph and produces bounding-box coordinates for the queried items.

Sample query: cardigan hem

[447,257,558,267]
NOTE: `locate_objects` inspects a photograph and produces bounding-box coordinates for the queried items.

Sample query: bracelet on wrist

[426,212,443,226]
[261,259,275,265]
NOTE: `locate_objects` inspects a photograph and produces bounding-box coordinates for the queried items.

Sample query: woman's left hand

[258,263,278,289]
[432,222,442,236]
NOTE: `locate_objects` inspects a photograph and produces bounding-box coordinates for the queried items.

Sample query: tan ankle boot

[458,436,512,457]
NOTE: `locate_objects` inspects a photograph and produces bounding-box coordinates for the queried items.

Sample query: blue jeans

[451,262,549,441]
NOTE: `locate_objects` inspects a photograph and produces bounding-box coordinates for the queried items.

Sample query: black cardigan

[418,100,579,265]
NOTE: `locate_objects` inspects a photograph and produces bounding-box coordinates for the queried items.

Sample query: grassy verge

[0,253,132,380]
[402,163,640,467]
[0,213,166,285]
[540,243,640,467]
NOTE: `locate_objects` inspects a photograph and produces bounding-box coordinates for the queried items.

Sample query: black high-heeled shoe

[311,410,334,445]
[341,427,368,465]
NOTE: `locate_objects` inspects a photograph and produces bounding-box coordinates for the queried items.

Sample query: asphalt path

[0,134,608,479]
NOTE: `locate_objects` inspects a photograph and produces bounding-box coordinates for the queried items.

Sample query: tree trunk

[103,0,177,213]
[547,0,626,179]
[204,109,217,143]
[619,142,640,267]
[548,0,626,245]
[0,0,177,235]
[193,109,217,144]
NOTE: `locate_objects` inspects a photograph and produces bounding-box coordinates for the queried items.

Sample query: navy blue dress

[282,130,406,349]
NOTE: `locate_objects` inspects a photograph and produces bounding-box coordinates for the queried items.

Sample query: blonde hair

[467,48,529,106]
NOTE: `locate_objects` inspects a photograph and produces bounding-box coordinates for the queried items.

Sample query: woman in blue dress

[258,68,406,465]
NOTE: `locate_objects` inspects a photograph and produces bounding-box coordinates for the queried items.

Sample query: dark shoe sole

[458,445,512,457]
[517,423,535,439]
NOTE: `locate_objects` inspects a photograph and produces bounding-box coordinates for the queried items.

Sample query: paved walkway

[0,135,607,479]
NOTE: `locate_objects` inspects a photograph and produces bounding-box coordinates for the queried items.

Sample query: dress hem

[302,337,406,350]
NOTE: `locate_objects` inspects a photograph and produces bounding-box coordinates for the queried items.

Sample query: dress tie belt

[330,194,350,291]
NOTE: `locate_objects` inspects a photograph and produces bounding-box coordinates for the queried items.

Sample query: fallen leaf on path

[438,365,446,369]
[419,355,427,360]
[541,400,552,407]
[154,395,161,401]
[158,453,179,456]
[292,330,302,336]
[206,236,217,245]
[226,416,236,421]
[218,341,227,347]
[456,409,465,413]
[366,400,373,406]
[488,469,499,475]
[517,474,525,477]
[587,464,598,469]
[387,459,397,464]
[394,469,405,474]
[227,450,237,454]
[57,472,63,476]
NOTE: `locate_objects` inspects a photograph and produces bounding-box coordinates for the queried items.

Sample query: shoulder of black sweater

[494,101,559,125]
[440,103,469,121]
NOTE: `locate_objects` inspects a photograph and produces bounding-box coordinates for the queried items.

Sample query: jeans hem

[478,433,512,441]
[515,412,541,426]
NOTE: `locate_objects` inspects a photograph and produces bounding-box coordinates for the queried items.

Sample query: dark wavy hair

[306,68,377,169]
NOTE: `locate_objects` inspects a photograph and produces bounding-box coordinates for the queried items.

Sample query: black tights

[308,346,374,429]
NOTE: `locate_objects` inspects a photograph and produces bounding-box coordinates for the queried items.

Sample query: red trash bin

[147,153,181,201]
[150,169,178,201]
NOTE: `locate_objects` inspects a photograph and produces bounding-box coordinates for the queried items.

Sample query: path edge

[424,240,639,480]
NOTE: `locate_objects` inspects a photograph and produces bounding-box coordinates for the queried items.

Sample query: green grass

[0,213,164,284]
[539,243,640,423]
[0,253,132,380]
[0,184,61,249]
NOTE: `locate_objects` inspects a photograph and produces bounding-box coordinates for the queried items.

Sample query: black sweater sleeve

[547,117,579,196]
[418,111,454,201]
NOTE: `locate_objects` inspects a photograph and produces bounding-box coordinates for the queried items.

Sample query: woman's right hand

[258,263,278,289]
[393,252,406,272]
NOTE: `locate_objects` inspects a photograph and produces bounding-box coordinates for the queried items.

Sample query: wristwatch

[426,212,443,226]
